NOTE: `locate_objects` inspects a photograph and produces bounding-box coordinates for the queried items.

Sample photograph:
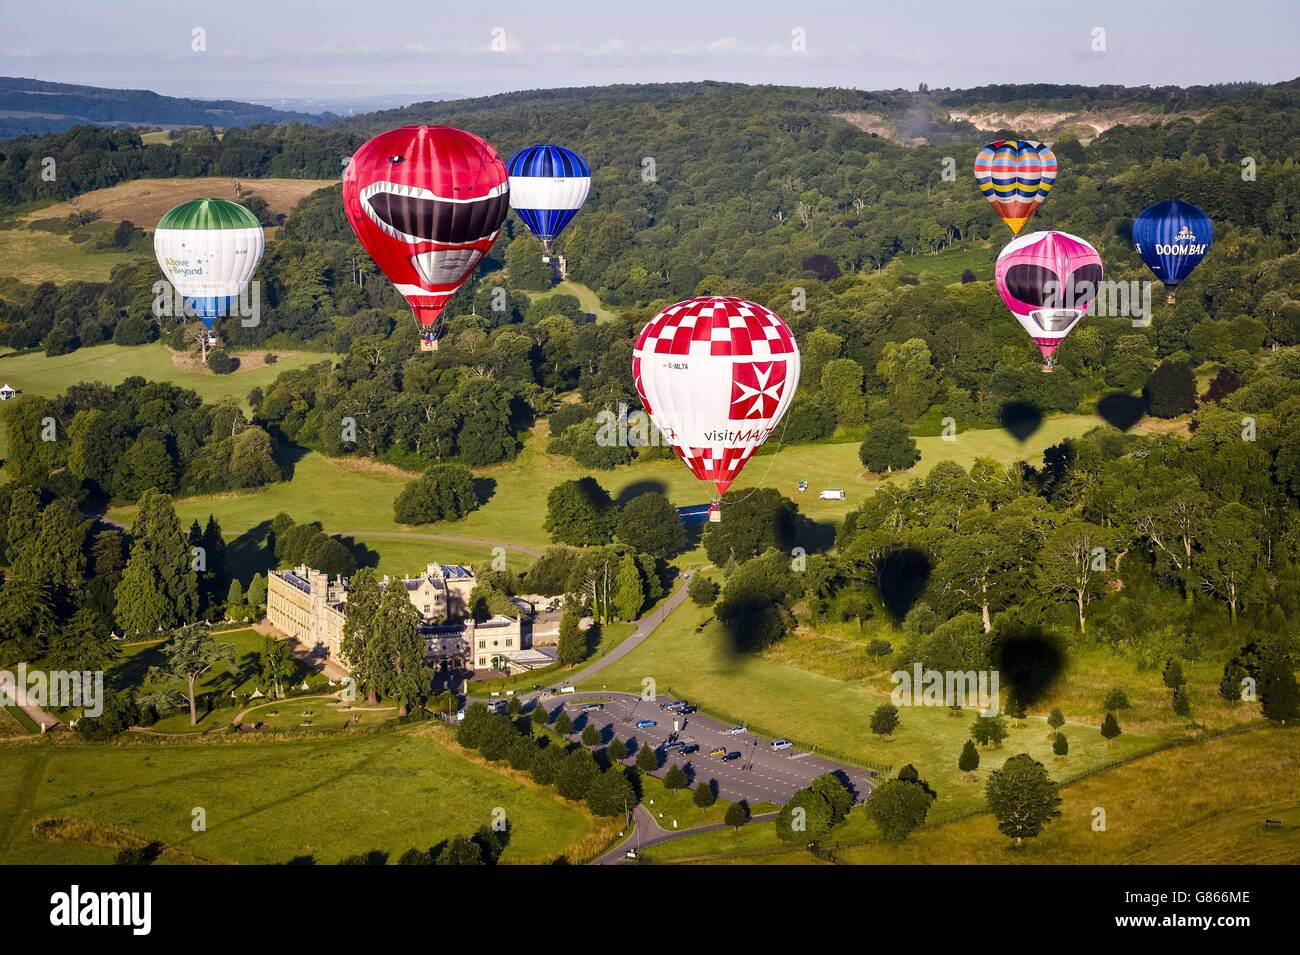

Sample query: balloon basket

[1041,364,1054,374]
[1166,293,1176,305]
[420,337,439,352]
[708,504,721,523]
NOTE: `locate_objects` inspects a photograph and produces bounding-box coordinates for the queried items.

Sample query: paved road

[592,805,781,865]
[547,570,696,688]
[0,671,61,731]
[548,691,875,811]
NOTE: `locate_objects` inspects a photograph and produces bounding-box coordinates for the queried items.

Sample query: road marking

[789,752,813,760]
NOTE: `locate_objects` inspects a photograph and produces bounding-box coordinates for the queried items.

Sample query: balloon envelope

[1132,199,1213,293]
[154,198,264,329]
[506,144,590,250]
[995,230,1103,365]
[633,297,801,501]
[974,140,1057,235]
[343,126,508,339]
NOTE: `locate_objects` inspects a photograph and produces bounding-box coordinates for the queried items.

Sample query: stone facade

[265,562,534,673]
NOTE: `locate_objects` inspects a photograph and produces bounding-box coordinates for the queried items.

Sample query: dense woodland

[0,80,1298,726]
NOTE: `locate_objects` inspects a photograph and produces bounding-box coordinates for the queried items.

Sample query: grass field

[889,242,999,285]
[0,219,141,284]
[107,413,1102,564]
[0,727,604,864]
[529,278,621,324]
[27,177,335,230]
[0,342,328,409]
[580,592,1163,819]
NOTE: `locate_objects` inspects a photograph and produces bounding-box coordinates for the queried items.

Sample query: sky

[1,0,1296,108]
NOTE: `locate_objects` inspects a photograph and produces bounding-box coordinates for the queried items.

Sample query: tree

[1258,648,1300,723]
[581,723,600,747]
[776,788,834,842]
[587,768,635,817]
[506,234,553,290]
[148,624,235,725]
[1052,732,1069,756]
[1142,360,1197,418]
[663,763,689,790]
[1100,711,1123,742]
[1162,658,1186,688]
[985,753,1061,846]
[688,574,718,606]
[113,547,174,637]
[859,416,919,474]
[226,578,244,606]
[820,357,867,427]
[544,477,617,546]
[870,703,900,737]
[1171,684,1191,716]
[116,491,199,631]
[958,738,980,774]
[340,569,382,703]
[47,607,117,672]
[371,584,430,715]
[556,748,599,800]
[867,778,934,843]
[607,736,628,762]
[693,780,717,808]
[228,426,281,488]
[724,801,751,828]
[971,714,1008,747]
[557,612,587,666]
[246,572,267,610]
[554,710,574,736]
[635,743,659,773]
[1102,687,1130,712]
[1047,708,1065,731]
[1197,502,1264,625]
[439,835,484,866]
[612,552,646,621]
[258,636,296,697]
[393,463,479,525]
[876,338,938,422]
[701,488,797,565]
[1036,519,1112,633]
[531,702,551,727]
[616,492,686,559]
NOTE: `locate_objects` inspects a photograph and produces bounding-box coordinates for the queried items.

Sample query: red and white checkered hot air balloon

[632,297,801,521]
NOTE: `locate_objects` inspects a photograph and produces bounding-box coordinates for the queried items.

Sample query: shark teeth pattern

[360,179,508,245]
[411,247,487,286]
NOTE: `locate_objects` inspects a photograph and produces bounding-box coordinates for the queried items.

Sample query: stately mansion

[266,563,553,674]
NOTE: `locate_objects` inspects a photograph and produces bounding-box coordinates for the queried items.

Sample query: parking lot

[550,691,876,807]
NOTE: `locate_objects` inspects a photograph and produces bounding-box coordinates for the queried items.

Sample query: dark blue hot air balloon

[1132,199,1213,304]
[506,145,591,252]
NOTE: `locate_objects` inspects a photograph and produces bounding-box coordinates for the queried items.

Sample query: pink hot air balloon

[632,296,801,521]
[995,230,1103,371]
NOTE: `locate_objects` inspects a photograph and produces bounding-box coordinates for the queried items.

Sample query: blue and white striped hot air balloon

[506,144,591,252]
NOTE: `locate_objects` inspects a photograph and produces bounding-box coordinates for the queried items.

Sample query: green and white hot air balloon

[153,198,264,330]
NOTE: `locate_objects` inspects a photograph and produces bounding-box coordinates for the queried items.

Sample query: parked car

[770,738,793,751]
[664,700,687,711]
[580,703,603,712]
[722,751,742,761]
[661,740,685,752]
[708,747,727,758]
[486,700,508,715]
[636,719,657,729]
[678,705,698,714]
[678,744,700,755]
[726,725,747,735]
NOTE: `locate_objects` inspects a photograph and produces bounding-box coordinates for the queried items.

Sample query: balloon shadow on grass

[1096,392,1147,432]
[993,623,1066,709]
[998,401,1044,442]
[614,478,669,507]
[877,547,931,622]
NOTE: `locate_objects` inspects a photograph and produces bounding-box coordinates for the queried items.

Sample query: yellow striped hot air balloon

[973,140,1057,235]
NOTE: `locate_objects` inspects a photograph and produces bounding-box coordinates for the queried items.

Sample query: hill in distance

[0,76,331,138]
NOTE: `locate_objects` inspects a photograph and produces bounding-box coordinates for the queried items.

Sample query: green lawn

[581,595,1158,820]
[529,278,620,323]
[0,342,328,411]
[0,218,140,284]
[889,242,999,285]
[0,729,600,864]
[108,413,1101,564]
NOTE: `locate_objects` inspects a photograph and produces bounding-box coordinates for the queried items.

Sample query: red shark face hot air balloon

[632,297,801,521]
[995,230,1103,371]
[343,126,508,349]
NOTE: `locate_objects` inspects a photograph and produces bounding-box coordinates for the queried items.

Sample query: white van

[770,738,793,751]
[559,685,577,695]
[819,489,847,501]
[486,699,508,715]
